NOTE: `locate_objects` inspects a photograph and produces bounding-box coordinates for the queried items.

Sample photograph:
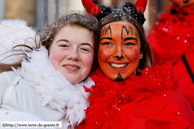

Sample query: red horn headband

[134,0,147,13]
[82,0,147,15]
[81,0,101,16]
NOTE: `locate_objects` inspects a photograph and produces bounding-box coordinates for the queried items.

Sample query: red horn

[81,0,101,16]
[134,0,147,13]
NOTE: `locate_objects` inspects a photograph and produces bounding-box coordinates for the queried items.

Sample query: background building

[0,0,172,33]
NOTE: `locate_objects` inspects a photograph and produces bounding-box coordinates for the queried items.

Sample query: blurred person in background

[147,0,194,110]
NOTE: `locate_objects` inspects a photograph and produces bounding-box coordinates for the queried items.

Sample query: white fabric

[0,110,57,129]
[0,72,15,105]
[0,110,43,121]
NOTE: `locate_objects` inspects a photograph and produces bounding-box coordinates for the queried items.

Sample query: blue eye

[124,42,135,46]
[101,42,112,45]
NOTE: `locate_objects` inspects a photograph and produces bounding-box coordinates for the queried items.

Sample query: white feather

[0,19,38,48]
[0,19,39,63]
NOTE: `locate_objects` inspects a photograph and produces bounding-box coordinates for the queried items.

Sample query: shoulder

[138,90,193,116]
[146,90,194,128]
[153,90,192,109]
[153,90,194,128]
[121,90,194,129]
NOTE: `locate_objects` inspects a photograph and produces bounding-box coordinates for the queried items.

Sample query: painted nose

[114,46,124,60]
[183,0,188,3]
[67,48,80,61]
[116,54,124,59]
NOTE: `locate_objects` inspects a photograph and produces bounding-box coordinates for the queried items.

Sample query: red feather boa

[147,4,194,65]
[78,64,178,129]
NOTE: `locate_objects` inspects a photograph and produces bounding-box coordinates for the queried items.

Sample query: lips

[109,63,128,68]
[63,64,80,70]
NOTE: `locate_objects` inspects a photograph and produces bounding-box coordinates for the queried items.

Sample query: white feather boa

[0,19,39,64]
[12,46,95,126]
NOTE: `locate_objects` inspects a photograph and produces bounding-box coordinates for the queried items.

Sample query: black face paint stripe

[121,25,134,40]
[129,26,133,36]
[121,26,129,40]
[105,25,112,36]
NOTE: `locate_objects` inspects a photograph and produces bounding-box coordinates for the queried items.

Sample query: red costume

[147,3,194,108]
[78,65,194,129]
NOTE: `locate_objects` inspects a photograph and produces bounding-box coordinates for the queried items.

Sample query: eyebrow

[56,39,69,43]
[99,37,112,41]
[80,43,93,48]
[124,37,137,41]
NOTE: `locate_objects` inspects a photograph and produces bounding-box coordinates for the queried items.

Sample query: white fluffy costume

[0,20,94,129]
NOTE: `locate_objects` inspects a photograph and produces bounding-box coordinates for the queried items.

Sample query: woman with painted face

[77,0,194,128]
[147,0,194,110]
[0,12,98,128]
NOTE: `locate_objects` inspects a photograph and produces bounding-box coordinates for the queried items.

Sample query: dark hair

[99,11,153,72]
[0,12,99,73]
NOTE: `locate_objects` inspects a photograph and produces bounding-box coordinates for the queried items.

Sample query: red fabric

[173,43,194,108]
[77,65,194,129]
[147,3,194,108]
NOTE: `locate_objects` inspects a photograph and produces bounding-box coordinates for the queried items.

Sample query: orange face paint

[98,21,141,80]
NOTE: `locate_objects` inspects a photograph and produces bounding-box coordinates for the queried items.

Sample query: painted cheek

[127,49,139,60]
[98,48,110,61]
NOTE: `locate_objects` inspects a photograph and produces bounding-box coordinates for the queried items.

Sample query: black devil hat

[81,0,147,24]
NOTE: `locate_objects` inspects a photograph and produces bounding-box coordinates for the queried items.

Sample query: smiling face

[172,0,194,10]
[98,22,142,81]
[49,25,94,84]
